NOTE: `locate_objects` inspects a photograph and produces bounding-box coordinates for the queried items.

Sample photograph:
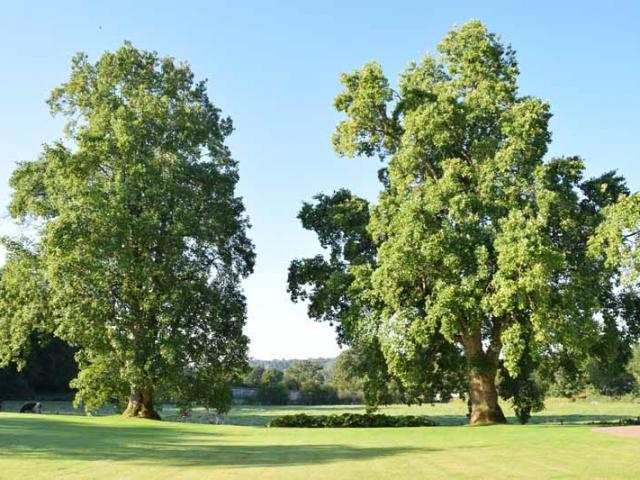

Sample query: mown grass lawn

[1,398,639,479]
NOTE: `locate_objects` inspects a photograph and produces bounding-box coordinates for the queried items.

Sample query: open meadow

[1,398,639,479]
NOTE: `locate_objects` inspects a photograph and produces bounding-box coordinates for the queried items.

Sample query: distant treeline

[241,353,370,405]
[0,335,77,400]
[3,336,640,406]
[249,357,336,371]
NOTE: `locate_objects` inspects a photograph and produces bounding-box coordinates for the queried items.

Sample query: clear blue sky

[0,1,638,359]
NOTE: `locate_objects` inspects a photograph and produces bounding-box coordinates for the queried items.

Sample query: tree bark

[462,332,507,426]
[467,366,506,425]
[122,387,161,420]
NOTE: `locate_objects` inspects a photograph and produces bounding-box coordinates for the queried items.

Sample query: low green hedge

[266,413,437,428]
[590,417,640,426]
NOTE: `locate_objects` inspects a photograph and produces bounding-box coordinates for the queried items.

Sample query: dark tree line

[0,334,76,400]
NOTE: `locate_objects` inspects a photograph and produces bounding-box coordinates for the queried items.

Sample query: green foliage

[287,190,397,406]
[249,358,335,370]
[283,360,326,390]
[288,189,466,408]
[333,62,401,159]
[587,188,640,396]
[590,193,640,284]
[585,315,637,397]
[0,43,254,415]
[243,366,266,387]
[586,359,636,397]
[256,382,289,405]
[261,368,285,384]
[497,326,546,424]
[319,20,638,423]
[628,344,640,389]
[542,356,587,399]
[288,189,374,341]
[331,349,365,402]
[541,291,640,398]
[0,239,52,370]
[256,369,289,405]
[0,334,76,400]
[267,413,437,428]
[283,360,338,405]
[168,365,236,416]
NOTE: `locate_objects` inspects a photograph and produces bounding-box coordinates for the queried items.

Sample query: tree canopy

[290,20,639,424]
[0,43,254,418]
[591,193,640,285]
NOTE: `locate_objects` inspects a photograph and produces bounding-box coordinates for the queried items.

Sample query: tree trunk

[467,366,506,425]
[122,387,161,420]
[462,332,507,426]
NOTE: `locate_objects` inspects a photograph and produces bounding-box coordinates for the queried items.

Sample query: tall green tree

[243,365,266,387]
[588,189,640,395]
[283,360,338,404]
[283,360,326,390]
[287,189,375,345]
[0,43,254,418]
[331,348,365,403]
[323,21,631,424]
[256,368,289,405]
[288,190,465,407]
[590,193,640,284]
[629,343,640,388]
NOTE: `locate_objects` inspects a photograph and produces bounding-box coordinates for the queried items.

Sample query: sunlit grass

[1,398,639,479]
[5,396,639,426]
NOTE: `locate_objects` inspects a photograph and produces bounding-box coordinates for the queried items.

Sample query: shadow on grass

[224,413,640,427]
[0,416,429,468]
[432,414,639,426]
[525,414,640,426]
[441,414,640,426]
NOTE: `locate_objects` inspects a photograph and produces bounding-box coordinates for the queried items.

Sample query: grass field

[1,398,639,479]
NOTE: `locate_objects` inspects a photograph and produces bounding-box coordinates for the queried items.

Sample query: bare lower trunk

[122,387,161,420]
[468,367,506,425]
[462,332,507,426]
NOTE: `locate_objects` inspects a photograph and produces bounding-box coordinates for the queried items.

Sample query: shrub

[590,417,640,426]
[266,413,436,428]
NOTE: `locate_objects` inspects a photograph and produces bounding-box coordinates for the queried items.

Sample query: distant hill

[249,357,336,371]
